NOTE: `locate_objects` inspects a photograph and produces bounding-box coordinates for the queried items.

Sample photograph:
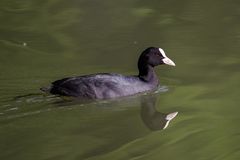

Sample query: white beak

[162,57,176,66]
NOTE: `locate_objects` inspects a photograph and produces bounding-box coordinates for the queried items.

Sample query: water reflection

[52,92,179,131]
[140,94,178,131]
[3,91,178,131]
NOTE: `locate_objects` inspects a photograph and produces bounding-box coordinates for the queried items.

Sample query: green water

[1,0,240,160]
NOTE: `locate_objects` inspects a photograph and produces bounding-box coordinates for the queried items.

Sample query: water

[0,0,240,159]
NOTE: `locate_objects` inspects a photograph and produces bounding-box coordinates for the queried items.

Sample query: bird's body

[41,47,175,99]
[49,73,157,99]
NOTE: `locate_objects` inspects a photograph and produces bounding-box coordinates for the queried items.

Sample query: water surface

[0,0,240,160]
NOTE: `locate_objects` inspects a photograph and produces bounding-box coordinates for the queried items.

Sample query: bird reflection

[51,93,178,131]
[13,91,178,131]
[140,94,178,131]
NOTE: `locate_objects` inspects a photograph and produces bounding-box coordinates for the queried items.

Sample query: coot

[41,47,175,99]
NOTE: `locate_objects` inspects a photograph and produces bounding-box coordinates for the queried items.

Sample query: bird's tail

[40,85,52,93]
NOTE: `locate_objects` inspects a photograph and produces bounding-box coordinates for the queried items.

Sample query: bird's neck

[138,65,159,85]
